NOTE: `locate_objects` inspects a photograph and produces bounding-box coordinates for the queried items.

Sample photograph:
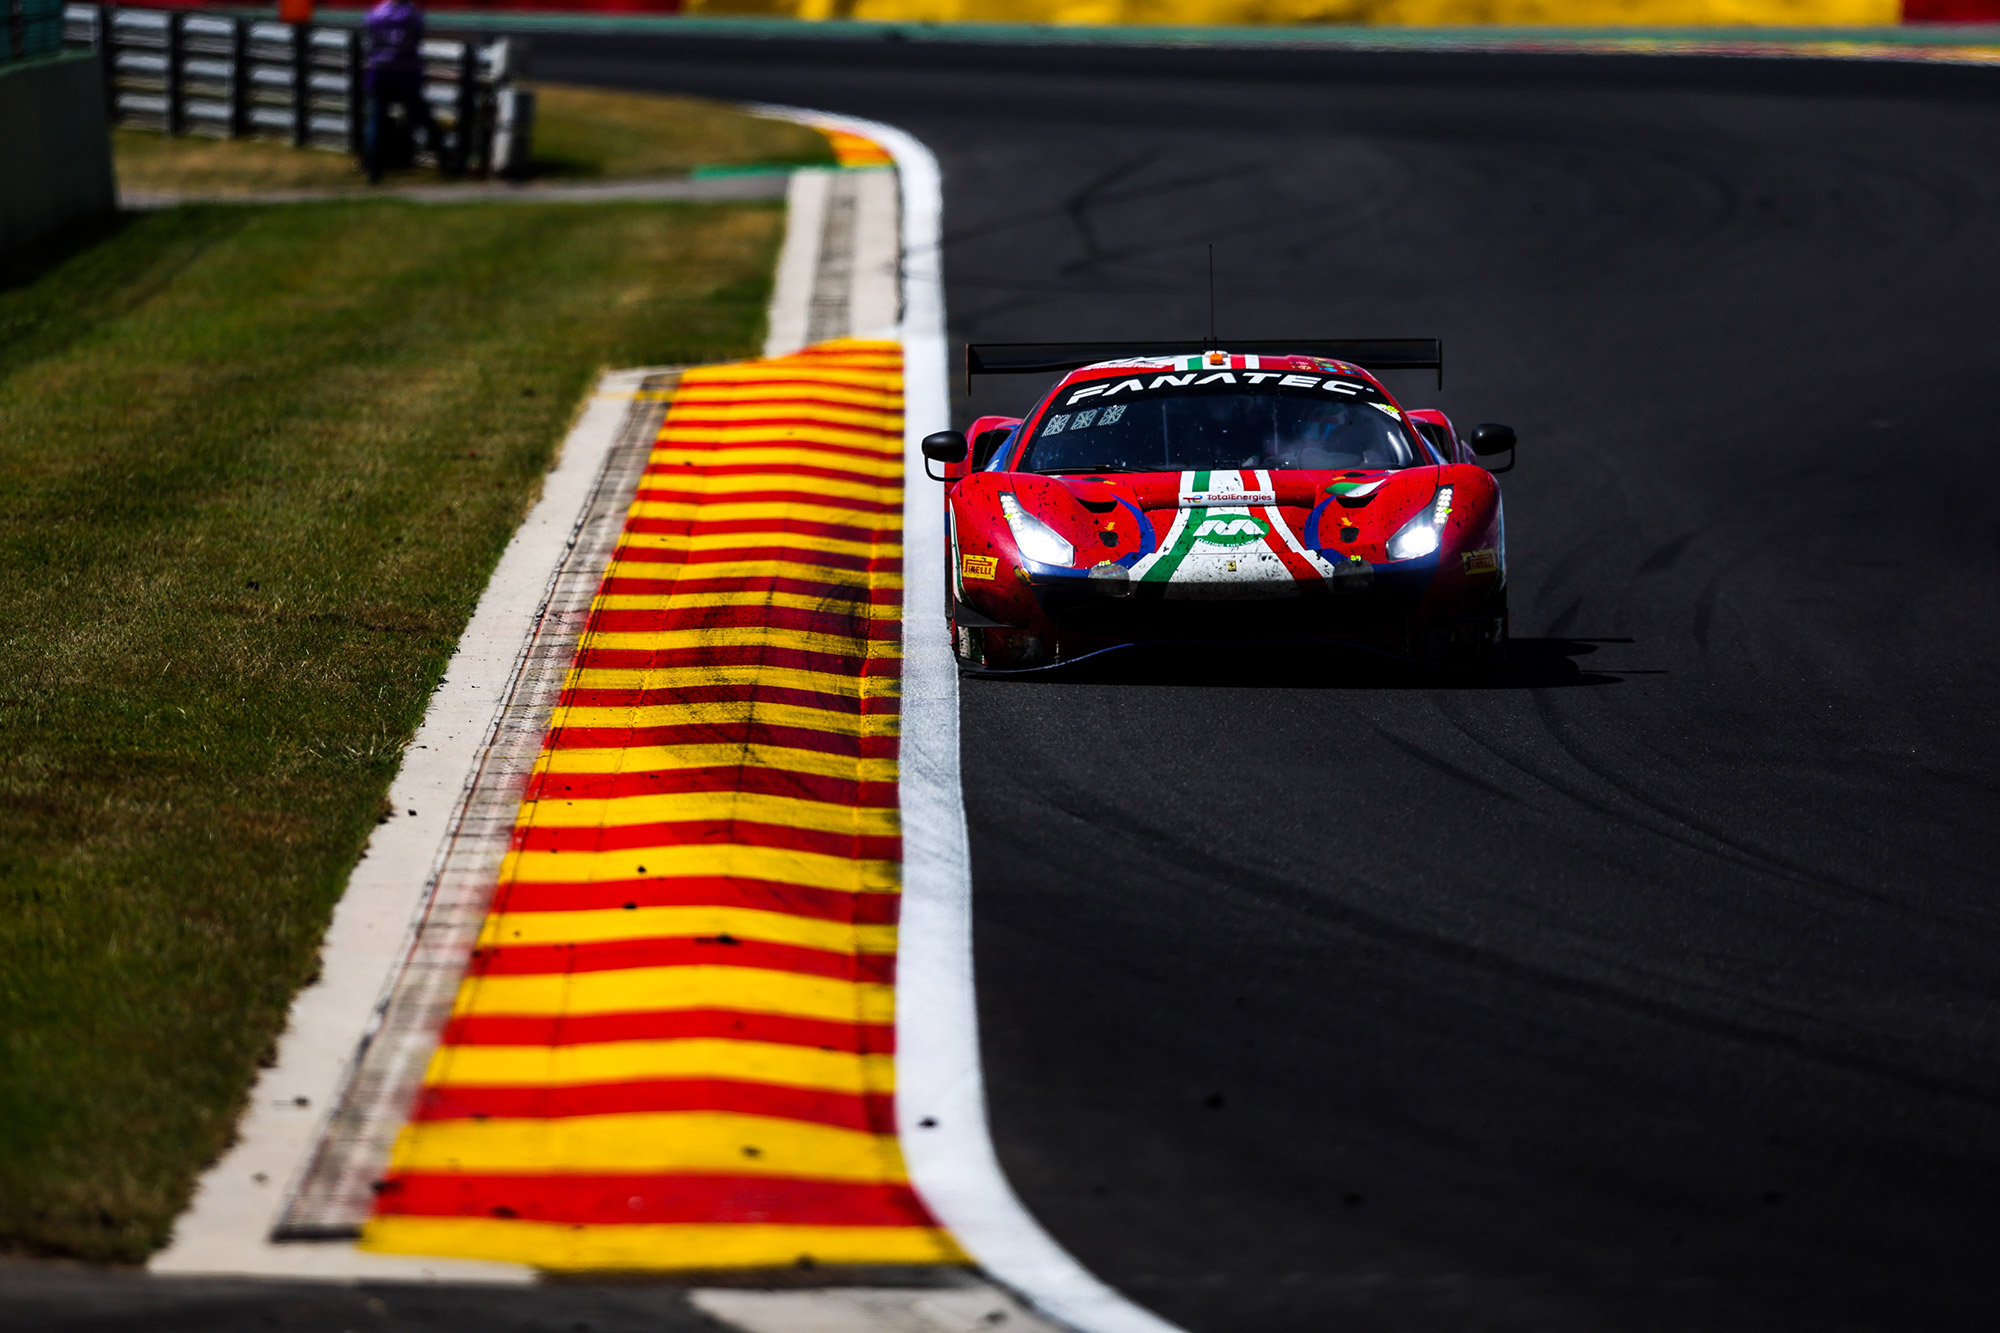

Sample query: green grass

[0,198,784,1261]
[112,85,833,196]
[530,84,834,179]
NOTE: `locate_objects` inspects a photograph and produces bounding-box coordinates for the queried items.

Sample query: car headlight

[999,492,1075,566]
[1386,485,1453,561]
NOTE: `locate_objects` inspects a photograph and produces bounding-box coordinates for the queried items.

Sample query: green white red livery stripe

[1130,471,1302,598]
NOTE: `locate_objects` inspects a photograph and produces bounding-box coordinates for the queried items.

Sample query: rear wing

[964,339,1443,394]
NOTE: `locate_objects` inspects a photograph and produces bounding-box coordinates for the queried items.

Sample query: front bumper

[1034,565,1431,642]
[954,558,1468,668]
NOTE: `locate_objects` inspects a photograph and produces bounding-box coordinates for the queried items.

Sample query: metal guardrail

[62,3,534,176]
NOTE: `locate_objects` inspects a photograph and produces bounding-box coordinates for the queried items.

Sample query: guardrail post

[163,6,182,134]
[455,40,474,176]
[491,85,533,181]
[94,2,115,120]
[346,32,361,154]
[289,19,306,147]
[229,15,246,137]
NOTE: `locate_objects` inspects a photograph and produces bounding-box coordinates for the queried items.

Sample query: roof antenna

[1206,243,1217,347]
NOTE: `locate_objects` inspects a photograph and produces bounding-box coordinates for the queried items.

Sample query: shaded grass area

[0,199,783,1261]
[530,84,833,179]
[112,85,832,196]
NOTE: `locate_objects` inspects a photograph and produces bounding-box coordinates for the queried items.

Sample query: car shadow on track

[972,638,1638,690]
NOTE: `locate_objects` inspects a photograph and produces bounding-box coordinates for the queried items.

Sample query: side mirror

[1468,422,1516,474]
[922,430,968,481]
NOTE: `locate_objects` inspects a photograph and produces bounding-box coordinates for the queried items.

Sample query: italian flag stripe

[1139,470,1211,585]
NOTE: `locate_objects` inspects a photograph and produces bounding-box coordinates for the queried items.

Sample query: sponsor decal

[961,553,999,580]
[1066,378,1146,402]
[1065,372,1373,407]
[1181,468,1277,510]
[1181,489,1277,508]
[1085,356,1186,371]
[1462,548,1500,574]
[1192,515,1270,547]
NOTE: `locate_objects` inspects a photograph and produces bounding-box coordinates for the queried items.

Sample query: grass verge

[112,85,832,196]
[530,84,833,179]
[0,197,784,1261]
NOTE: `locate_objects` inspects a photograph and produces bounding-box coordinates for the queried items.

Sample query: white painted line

[693,1282,1065,1333]
[147,370,667,1282]
[766,168,833,358]
[848,168,903,337]
[755,106,1188,1333]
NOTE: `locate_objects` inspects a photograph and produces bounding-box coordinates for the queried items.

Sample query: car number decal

[1191,516,1269,546]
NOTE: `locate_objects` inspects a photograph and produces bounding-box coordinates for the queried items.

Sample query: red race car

[922,341,1516,672]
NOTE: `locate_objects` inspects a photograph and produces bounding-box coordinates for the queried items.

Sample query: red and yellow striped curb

[825,129,897,168]
[360,340,966,1271]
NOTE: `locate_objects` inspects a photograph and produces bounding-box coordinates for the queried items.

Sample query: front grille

[1040,575,1428,641]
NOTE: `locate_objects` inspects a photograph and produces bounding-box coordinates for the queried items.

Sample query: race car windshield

[1017,373,1423,474]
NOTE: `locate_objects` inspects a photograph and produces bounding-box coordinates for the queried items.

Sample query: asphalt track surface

[13,36,1998,1333]
[524,37,2000,1332]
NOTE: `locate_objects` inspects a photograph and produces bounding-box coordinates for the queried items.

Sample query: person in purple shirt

[361,0,449,183]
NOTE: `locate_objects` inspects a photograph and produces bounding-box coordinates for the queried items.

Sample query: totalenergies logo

[1192,515,1268,547]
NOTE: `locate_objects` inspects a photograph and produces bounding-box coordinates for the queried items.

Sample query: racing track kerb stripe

[754,105,1190,1333]
[360,341,964,1270]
